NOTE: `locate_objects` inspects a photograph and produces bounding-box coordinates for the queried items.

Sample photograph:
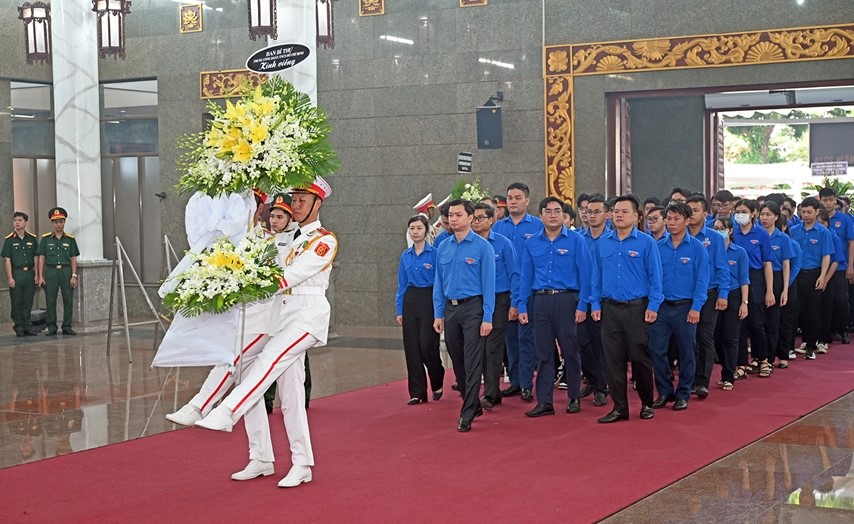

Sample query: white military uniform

[182,227,295,462]
[219,219,337,468]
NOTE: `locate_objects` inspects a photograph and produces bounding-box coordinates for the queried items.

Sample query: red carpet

[1,348,853,523]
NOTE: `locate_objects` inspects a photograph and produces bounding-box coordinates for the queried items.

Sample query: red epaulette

[317,227,332,236]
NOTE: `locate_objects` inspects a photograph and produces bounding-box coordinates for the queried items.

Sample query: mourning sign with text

[246,44,310,73]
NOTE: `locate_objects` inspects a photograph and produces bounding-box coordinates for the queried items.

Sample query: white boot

[194,405,234,432]
[278,465,312,488]
[231,459,274,481]
[165,404,203,426]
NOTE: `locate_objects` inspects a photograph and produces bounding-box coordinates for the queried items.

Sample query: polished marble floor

[0,322,851,522]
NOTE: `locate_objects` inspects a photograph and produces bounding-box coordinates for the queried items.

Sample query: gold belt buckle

[56,265,62,269]
[22,267,29,271]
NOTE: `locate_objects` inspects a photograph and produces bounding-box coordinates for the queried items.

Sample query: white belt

[286,286,327,296]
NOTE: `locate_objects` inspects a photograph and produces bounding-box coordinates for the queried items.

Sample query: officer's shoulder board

[5,232,13,239]
[26,231,36,238]
[317,227,332,236]
[42,232,52,237]
[65,233,75,239]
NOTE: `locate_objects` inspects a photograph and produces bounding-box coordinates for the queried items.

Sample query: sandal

[734,367,748,380]
[745,360,759,374]
[721,381,733,391]
[758,360,773,378]
[777,360,788,369]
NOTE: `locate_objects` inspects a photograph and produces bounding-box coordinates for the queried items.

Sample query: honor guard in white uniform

[196,176,337,489]
[166,194,297,476]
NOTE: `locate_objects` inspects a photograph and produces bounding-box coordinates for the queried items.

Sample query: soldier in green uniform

[2,211,40,336]
[36,207,80,336]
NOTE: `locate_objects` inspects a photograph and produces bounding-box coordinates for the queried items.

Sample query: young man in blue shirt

[518,196,591,417]
[493,182,543,402]
[649,202,709,412]
[590,195,663,423]
[433,199,496,432]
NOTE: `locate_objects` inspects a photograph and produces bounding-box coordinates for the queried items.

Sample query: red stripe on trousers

[232,332,310,412]
[200,334,264,411]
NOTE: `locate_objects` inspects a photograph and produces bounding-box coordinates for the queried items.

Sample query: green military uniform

[37,208,80,335]
[1,230,39,335]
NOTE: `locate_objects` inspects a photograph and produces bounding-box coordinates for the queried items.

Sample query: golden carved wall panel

[543,23,854,198]
[200,70,268,100]
[359,0,384,16]
[569,24,854,76]
[180,4,202,33]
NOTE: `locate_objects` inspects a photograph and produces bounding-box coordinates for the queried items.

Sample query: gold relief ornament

[180,4,202,33]
[200,70,268,100]
[545,75,573,202]
[570,24,854,76]
[547,49,569,73]
[359,0,384,16]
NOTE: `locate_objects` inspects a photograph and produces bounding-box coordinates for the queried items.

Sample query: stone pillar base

[42,259,116,333]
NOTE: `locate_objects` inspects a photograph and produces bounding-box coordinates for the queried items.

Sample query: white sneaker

[278,465,312,488]
[816,343,828,354]
[165,404,203,426]
[787,350,797,360]
[194,405,234,432]
[231,459,274,481]
[794,343,807,354]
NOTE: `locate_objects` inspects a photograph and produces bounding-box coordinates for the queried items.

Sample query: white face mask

[734,213,751,226]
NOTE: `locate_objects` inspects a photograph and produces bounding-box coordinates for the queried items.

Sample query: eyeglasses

[472,215,490,222]
[587,209,605,216]
[541,209,563,216]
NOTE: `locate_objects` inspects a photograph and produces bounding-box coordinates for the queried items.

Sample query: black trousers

[600,300,654,413]
[738,269,769,364]
[797,269,823,349]
[532,292,581,404]
[714,289,742,383]
[820,270,849,343]
[482,292,510,402]
[778,281,799,360]
[693,288,719,388]
[402,287,444,399]
[578,307,608,394]
[445,297,487,422]
[764,271,783,364]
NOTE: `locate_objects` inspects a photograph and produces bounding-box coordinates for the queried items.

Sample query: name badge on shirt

[423,263,433,269]
[628,250,639,257]
[465,257,476,265]
[680,257,691,264]
[728,260,736,266]
[524,233,533,239]
[750,239,759,245]
[703,239,710,247]
[810,239,818,244]
[557,249,568,255]
[835,221,841,228]
[772,245,779,251]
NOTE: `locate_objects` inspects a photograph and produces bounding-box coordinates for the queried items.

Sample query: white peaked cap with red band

[293,175,332,200]
[413,193,434,213]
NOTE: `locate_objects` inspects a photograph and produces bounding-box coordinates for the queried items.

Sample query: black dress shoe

[520,388,533,402]
[652,394,676,409]
[566,399,580,414]
[673,399,688,411]
[640,405,655,419]
[474,406,484,418]
[579,384,593,398]
[16,332,25,337]
[407,397,426,405]
[432,389,443,401]
[593,391,608,407]
[501,385,522,397]
[25,331,38,336]
[525,403,555,417]
[843,332,851,345]
[695,386,709,399]
[457,418,472,432]
[62,329,77,336]
[451,383,459,391]
[480,397,494,411]
[598,410,629,423]
[45,330,57,337]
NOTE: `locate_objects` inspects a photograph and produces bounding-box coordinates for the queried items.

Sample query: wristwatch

[743,300,748,304]
[72,273,78,278]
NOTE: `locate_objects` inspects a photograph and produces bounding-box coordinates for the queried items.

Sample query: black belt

[534,288,578,295]
[603,297,647,308]
[495,291,510,297]
[801,268,822,273]
[707,287,717,294]
[664,299,692,307]
[47,264,68,269]
[448,295,481,306]
[13,266,31,271]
